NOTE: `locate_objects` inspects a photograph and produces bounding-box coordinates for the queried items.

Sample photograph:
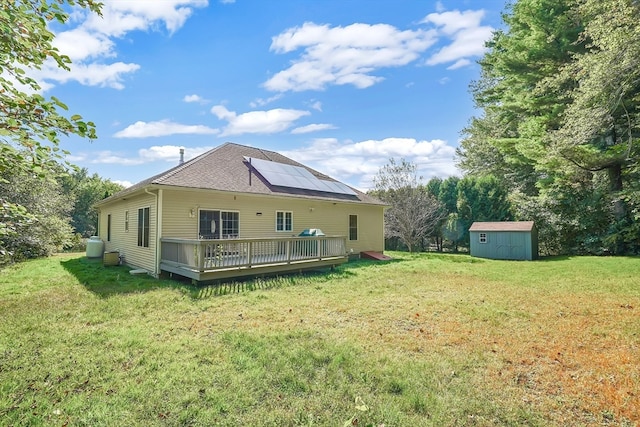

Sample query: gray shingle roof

[97,142,385,206]
[469,221,535,232]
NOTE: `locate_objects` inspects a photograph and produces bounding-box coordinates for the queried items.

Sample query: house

[94,142,386,282]
[469,221,538,260]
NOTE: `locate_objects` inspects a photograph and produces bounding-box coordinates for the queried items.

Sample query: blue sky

[40,0,507,189]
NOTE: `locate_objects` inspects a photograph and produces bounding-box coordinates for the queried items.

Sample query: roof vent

[179,148,184,165]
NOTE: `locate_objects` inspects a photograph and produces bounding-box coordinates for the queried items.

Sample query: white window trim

[275,210,293,232]
[349,214,358,241]
[479,233,487,244]
[137,206,151,248]
[220,210,240,239]
[199,209,240,239]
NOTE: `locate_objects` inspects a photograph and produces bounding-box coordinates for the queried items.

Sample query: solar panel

[245,157,357,196]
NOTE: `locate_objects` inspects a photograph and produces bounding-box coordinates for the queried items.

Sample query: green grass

[1,252,639,426]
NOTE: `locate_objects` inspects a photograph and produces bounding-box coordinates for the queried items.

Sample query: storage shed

[469,221,538,260]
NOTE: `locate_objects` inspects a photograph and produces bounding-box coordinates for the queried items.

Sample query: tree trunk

[608,162,625,220]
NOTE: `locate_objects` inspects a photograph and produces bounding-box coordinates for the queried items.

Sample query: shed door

[496,232,526,260]
[495,233,511,259]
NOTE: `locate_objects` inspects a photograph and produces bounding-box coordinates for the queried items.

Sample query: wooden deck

[160,236,348,282]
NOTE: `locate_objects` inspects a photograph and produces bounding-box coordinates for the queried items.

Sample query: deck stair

[360,251,392,261]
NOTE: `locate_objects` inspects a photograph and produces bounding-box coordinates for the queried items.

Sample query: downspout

[96,208,101,238]
[156,189,163,276]
[145,188,161,277]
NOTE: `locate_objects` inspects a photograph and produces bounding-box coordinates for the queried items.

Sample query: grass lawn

[0,252,638,426]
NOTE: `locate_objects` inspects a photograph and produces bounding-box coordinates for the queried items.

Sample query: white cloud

[308,100,323,111]
[138,145,205,162]
[427,26,493,66]
[264,22,438,92]
[37,1,208,90]
[249,94,283,108]
[113,120,219,138]
[422,10,484,36]
[283,137,459,190]
[91,150,147,165]
[290,123,337,134]
[422,10,494,68]
[37,61,141,90]
[211,105,311,136]
[210,105,236,121]
[82,1,208,37]
[53,28,115,61]
[183,94,208,103]
[91,145,213,165]
[446,59,471,70]
[113,180,133,188]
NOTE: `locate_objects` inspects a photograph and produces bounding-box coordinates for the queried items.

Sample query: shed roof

[96,142,385,206]
[469,221,535,232]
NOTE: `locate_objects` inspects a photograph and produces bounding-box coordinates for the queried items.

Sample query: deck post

[286,239,291,264]
[195,242,204,272]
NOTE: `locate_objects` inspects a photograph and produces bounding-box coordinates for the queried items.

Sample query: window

[349,215,358,241]
[221,211,239,238]
[124,210,129,232]
[138,207,150,247]
[479,233,487,244]
[276,211,293,232]
[107,214,111,242]
[199,210,239,239]
[199,210,216,239]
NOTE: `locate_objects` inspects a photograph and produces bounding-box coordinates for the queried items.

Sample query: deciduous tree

[371,159,445,253]
[0,0,102,259]
[549,0,640,251]
[0,0,101,176]
[60,168,124,237]
[0,164,73,263]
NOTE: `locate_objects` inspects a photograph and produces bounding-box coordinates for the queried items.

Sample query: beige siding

[160,188,384,253]
[97,192,157,273]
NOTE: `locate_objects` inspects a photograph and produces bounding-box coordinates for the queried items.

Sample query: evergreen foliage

[458,0,640,254]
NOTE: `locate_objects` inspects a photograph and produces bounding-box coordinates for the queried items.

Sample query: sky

[40,0,508,190]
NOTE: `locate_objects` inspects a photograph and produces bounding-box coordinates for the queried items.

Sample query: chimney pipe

[179,148,184,165]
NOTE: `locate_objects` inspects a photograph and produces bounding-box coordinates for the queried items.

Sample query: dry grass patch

[186,253,639,425]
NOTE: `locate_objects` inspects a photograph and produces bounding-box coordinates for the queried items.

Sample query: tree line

[369,159,513,253]
[0,166,122,265]
[458,0,640,255]
[0,0,119,266]
[373,0,640,256]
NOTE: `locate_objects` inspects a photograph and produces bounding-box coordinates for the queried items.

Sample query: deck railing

[160,235,347,273]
